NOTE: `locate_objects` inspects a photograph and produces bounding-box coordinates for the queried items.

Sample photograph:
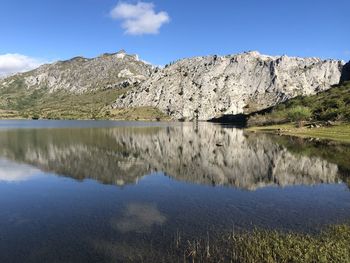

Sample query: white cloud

[0,53,45,77]
[110,2,170,35]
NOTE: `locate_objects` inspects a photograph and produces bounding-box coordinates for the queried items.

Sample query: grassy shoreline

[118,223,350,262]
[179,224,350,263]
[246,122,350,143]
[0,106,171,122]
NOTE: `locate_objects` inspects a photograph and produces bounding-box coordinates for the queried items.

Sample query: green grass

[220,224,350,263]
[25,89,130,120]
[174,224,350,263]
[247,123,350,143]
[248,81,350,126]
[0,77,123,119]
[108,106,170,121]
[247,81,350,143]
[110,223,350,262]
[0,76,170,120]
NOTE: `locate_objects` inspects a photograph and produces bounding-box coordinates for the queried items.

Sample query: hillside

[0,50,154,119]
[248,81,350,126]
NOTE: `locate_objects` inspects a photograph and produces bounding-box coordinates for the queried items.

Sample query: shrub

[287,106,312,127]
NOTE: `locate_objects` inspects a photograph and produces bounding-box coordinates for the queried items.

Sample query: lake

[0,120,349,262]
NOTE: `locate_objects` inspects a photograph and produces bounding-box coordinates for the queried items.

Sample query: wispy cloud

[110,2,170,35]
[344,50,350,56]
[0,54,45,77]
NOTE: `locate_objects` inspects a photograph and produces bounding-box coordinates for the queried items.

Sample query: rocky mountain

[0,50,155,119]
[0,50,152,93]
[113,51,344,120]
[0,50,346,121]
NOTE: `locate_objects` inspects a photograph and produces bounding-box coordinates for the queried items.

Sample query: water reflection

[0,123,347,189]
[112,202,166,233]
[0,159,40,182]
[0,122,349,262]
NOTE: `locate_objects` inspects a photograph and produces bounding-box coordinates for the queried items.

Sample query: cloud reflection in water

[0,159,40,182]
[112,202,166,233]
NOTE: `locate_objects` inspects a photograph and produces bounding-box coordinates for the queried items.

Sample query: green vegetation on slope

[107,106,170,121]
[248,81,350,126]
[0,77,167,120]
[0,77,125,119]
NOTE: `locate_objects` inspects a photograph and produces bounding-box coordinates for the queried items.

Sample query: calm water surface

[0,120,349,262]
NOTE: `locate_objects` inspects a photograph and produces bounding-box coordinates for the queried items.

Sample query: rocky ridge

[0,50,347,121]
[113,51,344,120]
[0,50,152,94]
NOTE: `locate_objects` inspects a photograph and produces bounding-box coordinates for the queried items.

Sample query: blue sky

[0,0,349,75]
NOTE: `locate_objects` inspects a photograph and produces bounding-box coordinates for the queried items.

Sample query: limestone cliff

[0,50,345,120]
[113,51,343,120]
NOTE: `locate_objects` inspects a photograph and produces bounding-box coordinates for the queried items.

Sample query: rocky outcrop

[113,51,344,120]
[340,61,350,83]
[0,50,153,94]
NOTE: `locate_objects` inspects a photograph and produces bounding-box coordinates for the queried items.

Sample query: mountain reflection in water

[0,122,347,189]
[0,121,350,263]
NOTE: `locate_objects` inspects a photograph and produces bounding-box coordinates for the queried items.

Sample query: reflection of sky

[0,158,40,182]
[112,202,166,233]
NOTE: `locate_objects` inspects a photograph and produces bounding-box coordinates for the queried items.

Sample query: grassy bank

[116,223,350,263]
[246,81,350,143]
[248,81,350,126]
[247,123,350,143]
[179,224,350,263]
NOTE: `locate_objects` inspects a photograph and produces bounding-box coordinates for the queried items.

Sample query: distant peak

[117,49,126,54]
[70,56,88,61]
[244,50,261,56]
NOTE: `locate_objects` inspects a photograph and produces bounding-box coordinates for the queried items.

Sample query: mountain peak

[244,50,261,56]
[117,49,126,54]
